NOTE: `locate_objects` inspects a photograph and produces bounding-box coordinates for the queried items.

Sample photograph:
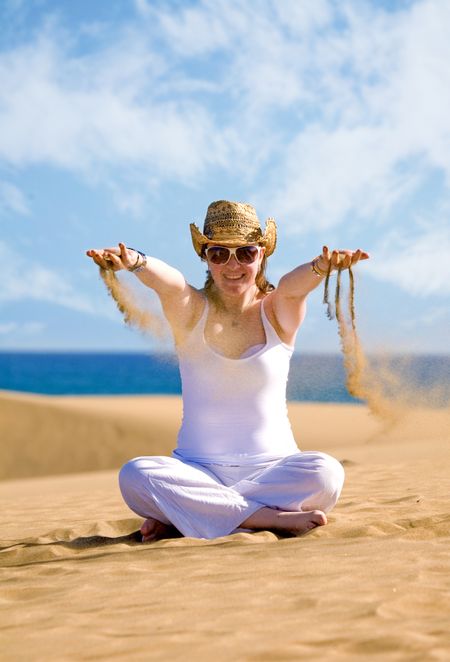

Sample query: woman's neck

[210,284,260,314]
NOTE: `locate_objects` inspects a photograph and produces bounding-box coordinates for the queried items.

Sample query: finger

[350,250,361,266]
[339,249,370,262]
[342,254,352,269]
[331,250,340,268]
[104,252,123,271]
[86,249,105,262]
[338,252,351,268]
[89,250,104,266]
[118,242,132,267]
[104,252,120,263]
[93,250,113,269]
[87,248,115,257]
[104,246,122,255]
[321,245,331,266]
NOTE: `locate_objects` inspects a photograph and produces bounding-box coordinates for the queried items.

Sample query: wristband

[127,248,147,272]
[311,257,329,277]
[133,254,148,273]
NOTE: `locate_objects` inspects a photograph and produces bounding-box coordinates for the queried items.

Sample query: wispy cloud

[0,320,45,335]
[364,221,450,296]
[0,33,229,186]
[0,240,104,314]
[251,1,450,228]
[0,321,17,334]
[0,0,449,303]
[1,1,449,203]
[0,180,29,215]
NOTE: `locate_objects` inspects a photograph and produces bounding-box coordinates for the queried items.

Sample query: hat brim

[190,218,277,257]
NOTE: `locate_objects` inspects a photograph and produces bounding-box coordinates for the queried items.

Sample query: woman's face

[205,243,265,295]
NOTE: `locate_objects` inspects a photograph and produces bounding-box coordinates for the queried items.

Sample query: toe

[312,510,328,526]
[140,519,154,536]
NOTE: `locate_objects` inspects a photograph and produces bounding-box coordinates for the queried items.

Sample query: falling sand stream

[99,266,448,430]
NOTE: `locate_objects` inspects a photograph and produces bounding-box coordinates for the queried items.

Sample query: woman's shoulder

[159,285,206,345]
[189,287,208,317]
[260,289,296,344]
[181,286,208,334]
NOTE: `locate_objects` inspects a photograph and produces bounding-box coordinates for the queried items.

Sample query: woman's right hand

[86,243,139,271]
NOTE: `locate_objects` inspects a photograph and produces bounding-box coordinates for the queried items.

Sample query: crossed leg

[120,451,344,541]
[240,507,327,535]
[234,450,344,535]
[140,507,326,541]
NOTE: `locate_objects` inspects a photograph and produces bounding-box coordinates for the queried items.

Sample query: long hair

[201,249,275,306]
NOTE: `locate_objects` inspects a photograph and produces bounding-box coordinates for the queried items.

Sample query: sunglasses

[205,245,262,265]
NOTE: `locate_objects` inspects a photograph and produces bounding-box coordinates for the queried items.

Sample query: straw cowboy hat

[190,200,277,257]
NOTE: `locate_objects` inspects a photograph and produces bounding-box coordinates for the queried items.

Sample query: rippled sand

[1,392,449,660]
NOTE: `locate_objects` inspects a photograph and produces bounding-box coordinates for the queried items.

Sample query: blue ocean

[0,352,448,405]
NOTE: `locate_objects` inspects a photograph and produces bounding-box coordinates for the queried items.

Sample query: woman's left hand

[317,246,370,272]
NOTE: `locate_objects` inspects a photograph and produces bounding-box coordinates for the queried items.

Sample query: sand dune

[1,391,450,660]
[0,390,182,480]
[2,389,447,480]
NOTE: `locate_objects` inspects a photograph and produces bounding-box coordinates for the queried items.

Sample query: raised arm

[86,243,204,337]
[268,246,369,345]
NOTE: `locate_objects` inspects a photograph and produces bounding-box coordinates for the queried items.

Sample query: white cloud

[0,322,17,334]
[0,240,101,313]
[2,0,449,209]
[253,1,450,227]
[0,321,46,335]
[22,321,46,335]
[0,0,449,304]
[419,306,450,326]
[0,26,233,183]
[133,0,152,19]
[364,222,450,296]
[273,0,332,35]
[138,0,450,236]
[109,187,149,219]
[150,0,235,56]
[263,125,419,232]
[0,180,29,215]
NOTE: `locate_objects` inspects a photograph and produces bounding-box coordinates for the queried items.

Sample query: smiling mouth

[223,274,244,280]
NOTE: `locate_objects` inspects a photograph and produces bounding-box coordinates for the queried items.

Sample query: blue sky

[0,0,449,353]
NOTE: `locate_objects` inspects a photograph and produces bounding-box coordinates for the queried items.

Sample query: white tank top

[174,297,299,465]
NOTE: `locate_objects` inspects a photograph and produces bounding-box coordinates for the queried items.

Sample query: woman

[86,200,369,541]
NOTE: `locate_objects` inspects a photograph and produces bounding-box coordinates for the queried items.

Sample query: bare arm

[86,243,204,334]
[269,246,369,344]
[131,255,188,297]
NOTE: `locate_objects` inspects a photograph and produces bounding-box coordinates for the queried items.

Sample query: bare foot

[273,510,327,535]
[240,507,327,536]
[140,517,178,543]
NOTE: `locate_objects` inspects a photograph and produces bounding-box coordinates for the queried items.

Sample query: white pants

[119,452,345,540]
